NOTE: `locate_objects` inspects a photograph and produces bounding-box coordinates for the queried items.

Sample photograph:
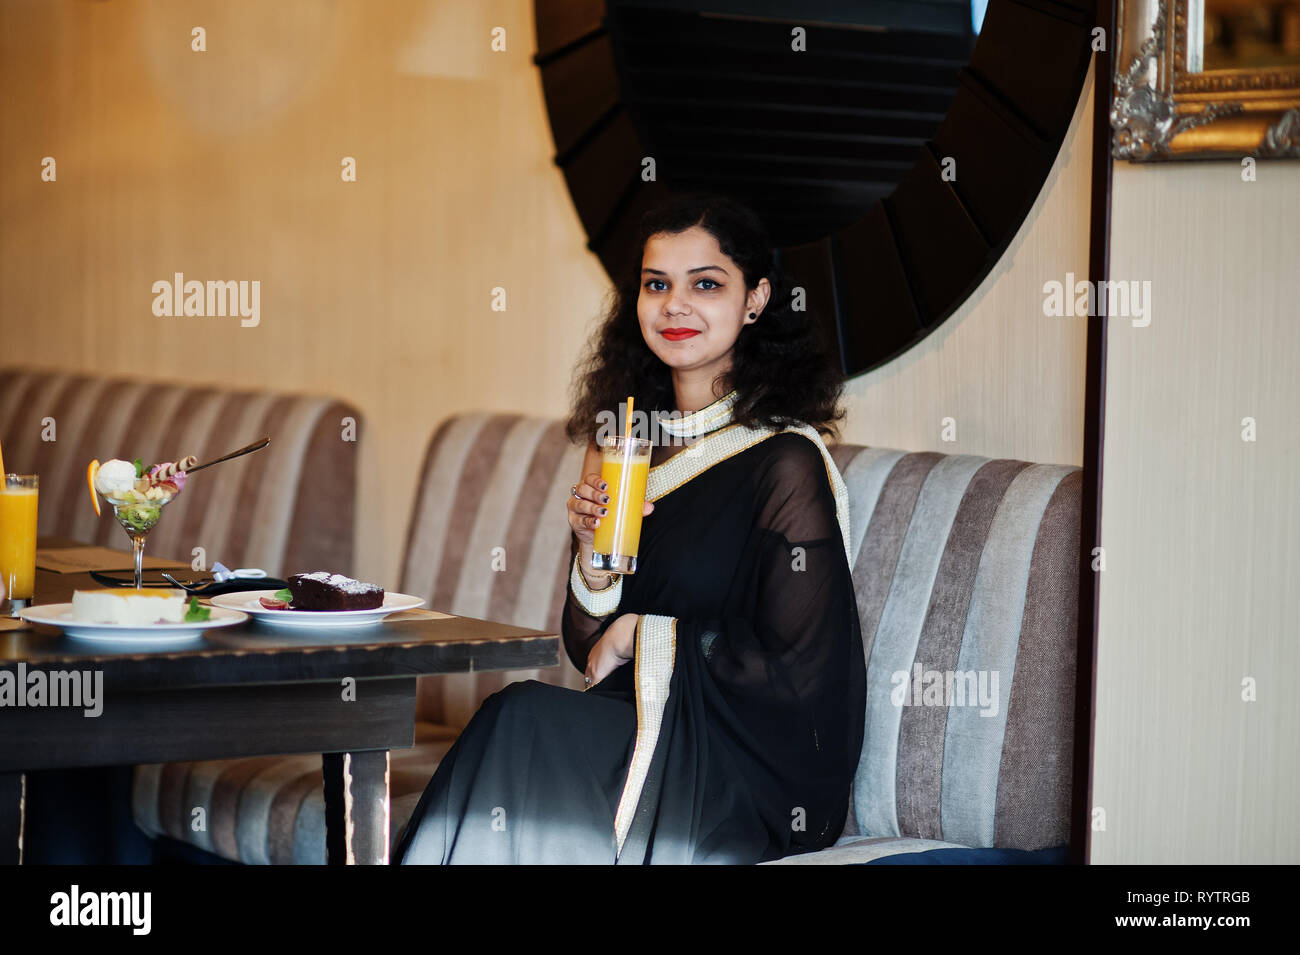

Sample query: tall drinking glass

[590,435,651,574]
[0,474,38,616]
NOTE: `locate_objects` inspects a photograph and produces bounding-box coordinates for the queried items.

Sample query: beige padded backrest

[399,414,589,727]
[829,445,1081,851]
[0,368,359,576]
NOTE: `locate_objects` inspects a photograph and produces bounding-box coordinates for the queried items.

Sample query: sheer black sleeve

[561,530,621,673]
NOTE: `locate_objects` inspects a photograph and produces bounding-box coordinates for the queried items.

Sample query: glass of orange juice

[1,474,38,615]
[591,435,651,575]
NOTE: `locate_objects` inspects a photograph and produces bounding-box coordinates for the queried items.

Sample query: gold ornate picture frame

[1112,0,1300,160]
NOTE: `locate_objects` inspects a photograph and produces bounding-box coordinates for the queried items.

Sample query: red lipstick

[662,328,700,341]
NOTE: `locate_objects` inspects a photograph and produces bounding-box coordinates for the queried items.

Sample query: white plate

[209,590,424,628]
[20,603,249,642]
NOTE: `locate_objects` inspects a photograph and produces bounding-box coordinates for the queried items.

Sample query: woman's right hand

[567,470,654,546]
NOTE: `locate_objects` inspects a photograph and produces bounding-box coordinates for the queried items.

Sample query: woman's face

[637,225,769,381]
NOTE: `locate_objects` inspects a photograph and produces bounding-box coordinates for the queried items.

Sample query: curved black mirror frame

[534,0,1096,378]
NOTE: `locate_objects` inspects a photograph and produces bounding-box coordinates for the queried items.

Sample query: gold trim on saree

[645,422,852,567]
[614,612,677,858]
[569,552,623,618]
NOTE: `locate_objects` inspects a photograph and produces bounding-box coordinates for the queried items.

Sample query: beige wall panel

[839,62,1094,469]
[0,0,609,584]
[1094,157,1300,862]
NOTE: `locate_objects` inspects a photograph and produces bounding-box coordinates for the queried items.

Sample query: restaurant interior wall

[0,0,1089,585]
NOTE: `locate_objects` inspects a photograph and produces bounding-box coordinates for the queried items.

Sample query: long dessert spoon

[182,437,270,477]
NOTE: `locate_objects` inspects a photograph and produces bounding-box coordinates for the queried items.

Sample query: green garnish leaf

[133,458,145,478]
[274,588,292,603]
[185,595,211,622]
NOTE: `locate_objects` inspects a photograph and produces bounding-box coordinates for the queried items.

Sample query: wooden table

[0,541,560,865]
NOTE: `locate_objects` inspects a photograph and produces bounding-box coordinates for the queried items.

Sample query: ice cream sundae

[83,439,269,590]
[86,454,196,588]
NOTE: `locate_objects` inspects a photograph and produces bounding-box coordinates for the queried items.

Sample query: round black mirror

[534,0,1094,376]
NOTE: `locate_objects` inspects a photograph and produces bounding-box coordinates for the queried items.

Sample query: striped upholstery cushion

[133,723,458,865]
[0,368,358,574]
[133,415,1080,864]
[401,414,593,725]
[825,447,1080,855]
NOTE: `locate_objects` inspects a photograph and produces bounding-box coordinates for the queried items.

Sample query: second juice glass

[590,435,651,574]
[0,474,38,616]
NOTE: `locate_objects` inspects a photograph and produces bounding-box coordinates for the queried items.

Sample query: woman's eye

[697,279,720,290]
[645,279,667,291]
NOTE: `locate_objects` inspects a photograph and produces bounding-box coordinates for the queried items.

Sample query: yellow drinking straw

[623,395,634,463]
[619,396,634,562]
[0,437,6,477]
[624,395,635,461]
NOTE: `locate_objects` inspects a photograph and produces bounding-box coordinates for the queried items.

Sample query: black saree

[394,424,865,864]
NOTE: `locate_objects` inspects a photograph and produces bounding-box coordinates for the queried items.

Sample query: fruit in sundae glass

[101,463,169,532]
[88,454,195,588]
[86,460,102,516]
[89,457,196,530]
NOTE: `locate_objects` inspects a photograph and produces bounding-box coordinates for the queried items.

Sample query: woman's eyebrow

[641,265,729,275]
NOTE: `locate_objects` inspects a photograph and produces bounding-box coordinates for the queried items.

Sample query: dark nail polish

[599,507,607,515]
[602,494,610,503]
[600,482,607,490]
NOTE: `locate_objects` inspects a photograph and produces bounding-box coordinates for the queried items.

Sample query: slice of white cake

[71,588,187,626]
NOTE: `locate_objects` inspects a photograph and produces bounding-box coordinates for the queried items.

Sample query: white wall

[1093,155,1300,862]
[840,62,1094,468]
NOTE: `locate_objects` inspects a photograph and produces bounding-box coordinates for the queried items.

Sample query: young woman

[395,193,865,864]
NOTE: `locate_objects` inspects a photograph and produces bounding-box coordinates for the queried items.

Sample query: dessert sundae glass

[91,458,191,589]
[107,490,176,589]
[87,443,267,590]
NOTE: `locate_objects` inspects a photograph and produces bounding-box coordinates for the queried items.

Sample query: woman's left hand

[585,613,638,688]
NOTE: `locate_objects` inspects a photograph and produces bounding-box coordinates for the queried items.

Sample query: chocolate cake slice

[288,572,385,611]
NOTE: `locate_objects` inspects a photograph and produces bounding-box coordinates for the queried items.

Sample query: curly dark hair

[564,191,847,448]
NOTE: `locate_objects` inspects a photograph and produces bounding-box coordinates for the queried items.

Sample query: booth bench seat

[132,413,1081,864]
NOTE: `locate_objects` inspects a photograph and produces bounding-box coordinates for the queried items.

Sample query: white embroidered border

[613,613,676,857]
[644,422,852,568]
[656,390,739,438]
[645,423,769,501]
[569,552,623,617]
